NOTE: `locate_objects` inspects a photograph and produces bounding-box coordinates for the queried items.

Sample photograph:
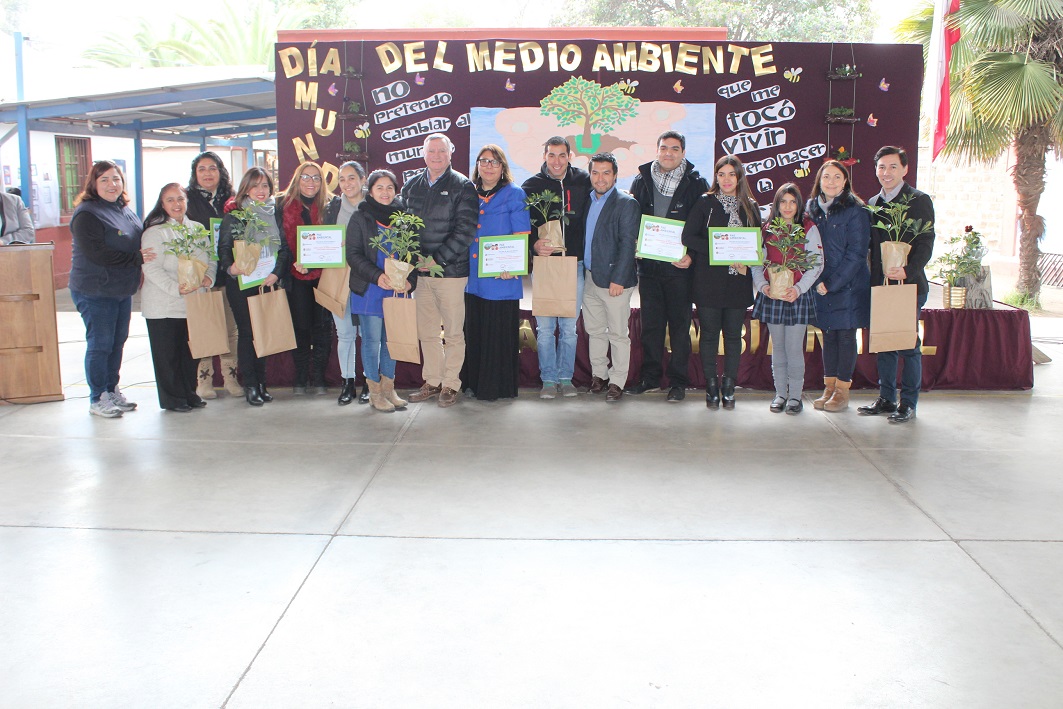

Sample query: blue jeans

[535,261,585,383]
[360,314,395,382]
[877,291,928,407]
[333,304,360,379]
[70,291,132,403]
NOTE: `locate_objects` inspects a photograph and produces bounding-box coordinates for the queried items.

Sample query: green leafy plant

[163,222,217,260]
[369,211,443,277]
[525,189,565,225]
[228,204,271,245]
[827,106,855,117]
[933,225,987,286]
[829,64,862,78]
[763,218,820,272]
[864,194,933,243]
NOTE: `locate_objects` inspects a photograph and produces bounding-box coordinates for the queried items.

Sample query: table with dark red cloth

[252,304,1033,393]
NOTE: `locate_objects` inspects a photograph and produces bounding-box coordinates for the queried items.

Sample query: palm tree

[898,0,1063,306]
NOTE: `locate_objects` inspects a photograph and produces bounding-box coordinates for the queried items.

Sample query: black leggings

[697,306,745,380]
[822,328,858,382]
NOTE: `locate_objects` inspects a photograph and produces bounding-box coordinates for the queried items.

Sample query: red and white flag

[925,0,961,160]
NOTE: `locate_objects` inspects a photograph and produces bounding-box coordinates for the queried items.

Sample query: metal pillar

[133,121,145,217]
[17,105,31,206]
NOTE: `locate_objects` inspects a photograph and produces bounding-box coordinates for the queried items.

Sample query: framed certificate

[477,234,530,277]
[636,215,687,263]
[238,255,278,290]
[297,224,346,268]
[708,227,763,266]
[209,218,221,259]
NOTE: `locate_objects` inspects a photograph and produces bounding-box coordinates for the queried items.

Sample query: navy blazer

[583,188,641,289]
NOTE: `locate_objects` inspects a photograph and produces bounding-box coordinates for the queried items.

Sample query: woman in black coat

[682,155,761,410]
[807,159,871,412]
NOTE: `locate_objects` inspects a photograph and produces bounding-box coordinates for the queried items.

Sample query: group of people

[66,131,933,424]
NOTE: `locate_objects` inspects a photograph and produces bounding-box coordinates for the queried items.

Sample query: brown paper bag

[177,257,209,291]
[531,255,578,317]
[184,288,230,359]
[248,285,297,357]
[233,240,261,275]
[313,265,351,318]
[880,241,912,277]
[382,294,421,364]
[537,221,565,252]
[385,258,414,290]
[869,283,918,353]
[767,266,794,300]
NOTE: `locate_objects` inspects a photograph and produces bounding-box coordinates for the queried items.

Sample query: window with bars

[56,136,91,219]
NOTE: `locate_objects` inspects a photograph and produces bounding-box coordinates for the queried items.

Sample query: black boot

[705,376,720,410]
[258,384,273,403]
[721,376,736,410]
[338,378,356,406]
[359,381,370,404]
[245,386,264,406]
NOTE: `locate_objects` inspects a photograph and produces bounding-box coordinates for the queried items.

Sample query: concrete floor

[2,306,1062,709]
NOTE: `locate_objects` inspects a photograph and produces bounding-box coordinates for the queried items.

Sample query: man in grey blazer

[581,153,641,402]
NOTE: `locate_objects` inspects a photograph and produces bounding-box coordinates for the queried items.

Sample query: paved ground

[2,292,1061,708]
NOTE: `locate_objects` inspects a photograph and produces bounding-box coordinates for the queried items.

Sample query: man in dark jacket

[401,133,478,407]
[521,137,591,399]
[582,153,641,402]
[859,145,936,423]
[184,151,241,400]
[625,131,708,401]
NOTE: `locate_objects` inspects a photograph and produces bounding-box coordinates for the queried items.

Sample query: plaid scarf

[650,160,686,198]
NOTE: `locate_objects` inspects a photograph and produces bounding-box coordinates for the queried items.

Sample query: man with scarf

[185,151,241,400]
[626,131,708,401]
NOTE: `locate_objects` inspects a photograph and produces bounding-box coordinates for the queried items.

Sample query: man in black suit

[859,145,936,423]
[581,153,641,402]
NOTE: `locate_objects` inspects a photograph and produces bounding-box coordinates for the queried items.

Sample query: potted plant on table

[865,194,934,281]
[762,217,821,298]
[933,225,986,309]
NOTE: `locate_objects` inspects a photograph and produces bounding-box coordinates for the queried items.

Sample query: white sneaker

[540,382,558,399]
[560,380,578,397]
[106,388,137,412]
[89,398,123,418]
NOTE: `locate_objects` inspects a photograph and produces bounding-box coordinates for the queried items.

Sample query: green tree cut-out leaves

[540,77,640,149]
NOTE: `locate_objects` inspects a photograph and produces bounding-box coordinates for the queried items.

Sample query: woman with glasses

[277,161,333,394]
[69,160,157,418]
[459,145,532,401]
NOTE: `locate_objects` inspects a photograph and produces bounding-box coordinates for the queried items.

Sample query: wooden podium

[0,243,64,403]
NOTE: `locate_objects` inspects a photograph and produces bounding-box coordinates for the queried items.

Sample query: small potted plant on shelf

[865,194,934,280]
[827,64,862,80]
[369,211,443,290]
[825,106,860,124]
[163,221,216,291]
[762,217,821,298]
[525,189,566,253]
[933,225,986,309]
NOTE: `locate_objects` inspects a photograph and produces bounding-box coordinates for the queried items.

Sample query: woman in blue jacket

[460,145,532,401]
[807,160,870,412]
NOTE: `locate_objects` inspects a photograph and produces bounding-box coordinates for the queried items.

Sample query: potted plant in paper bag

[369,211,442,291]
[865,194,933,280]
[228,203,272,275]
[163,221,216,291]
[525,189,566,253]
[762,217,821,299]
[933,225,986,309]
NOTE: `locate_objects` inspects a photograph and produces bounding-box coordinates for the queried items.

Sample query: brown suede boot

[380,375,407,409]
[812,377,836,410]
[367,378,395,413]
[196,361,217,399]
[221,358,243,396]
[824,379,851,412]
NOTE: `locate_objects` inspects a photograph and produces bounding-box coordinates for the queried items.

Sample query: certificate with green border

[237,255,277,290]
[477,234,529,277]
[636,214,687,263]
[708,227,763,265]
[209,218,221,259]
[296,224,346,268]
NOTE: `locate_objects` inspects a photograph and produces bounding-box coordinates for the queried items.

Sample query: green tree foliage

[553,0,876,42]
[897,0,1063,304]
[540,77,640,150]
